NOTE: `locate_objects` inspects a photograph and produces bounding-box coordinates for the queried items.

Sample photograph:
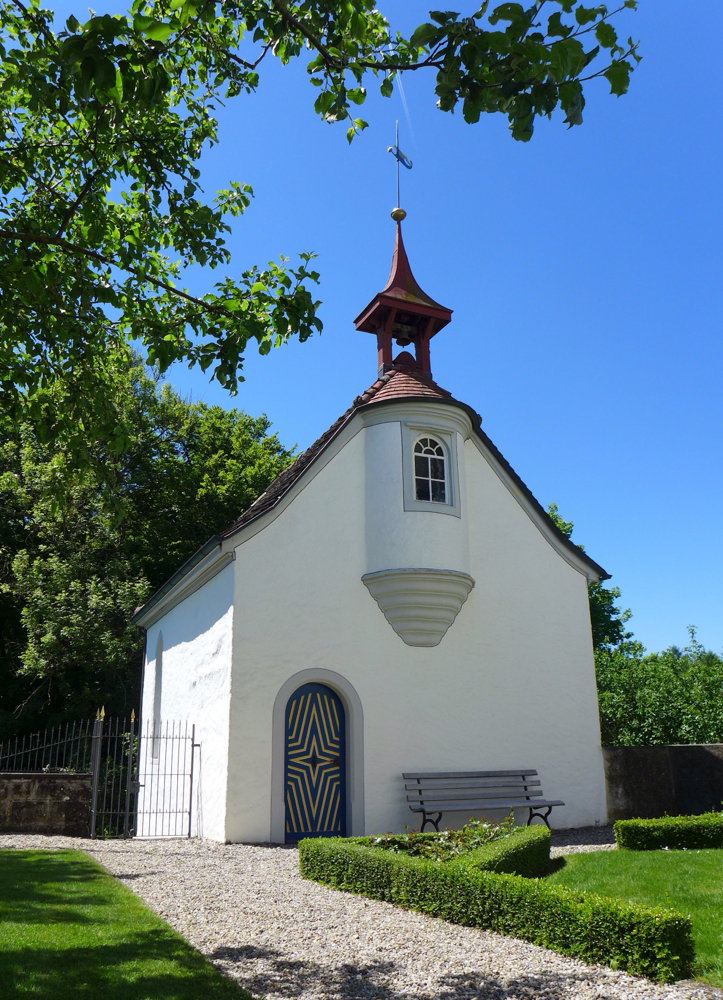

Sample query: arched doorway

[284,682,346,841]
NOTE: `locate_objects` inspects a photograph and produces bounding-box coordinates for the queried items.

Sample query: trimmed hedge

[456,824,551,877]
[354,825,551,877]
[615,813,723,851]
[299,834,693,983]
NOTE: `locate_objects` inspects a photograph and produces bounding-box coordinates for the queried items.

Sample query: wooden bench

[403,769,564,831]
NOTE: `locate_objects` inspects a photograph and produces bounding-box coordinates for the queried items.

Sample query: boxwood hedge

[615,812,723,850]
[355,825,551,877]
[299,829,693,983]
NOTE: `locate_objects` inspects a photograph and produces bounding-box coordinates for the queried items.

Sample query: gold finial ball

[391,207,407,222]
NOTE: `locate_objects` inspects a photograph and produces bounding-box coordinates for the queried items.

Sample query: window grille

[414,437,447,503]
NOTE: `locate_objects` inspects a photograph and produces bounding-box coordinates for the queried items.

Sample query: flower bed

[299,827,693,983]
[614,813,723,851]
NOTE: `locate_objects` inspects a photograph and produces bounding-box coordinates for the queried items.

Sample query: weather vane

[387,120,412,221]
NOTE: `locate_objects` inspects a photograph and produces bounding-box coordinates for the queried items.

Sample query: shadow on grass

[0,933,246,999]
[211,942,632,1000]
[546,856,567,876]
[0,850,105,924]
[0,851,248,999]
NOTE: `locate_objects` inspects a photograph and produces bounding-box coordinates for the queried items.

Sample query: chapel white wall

[140,563,233,840]
[225,400,607,842]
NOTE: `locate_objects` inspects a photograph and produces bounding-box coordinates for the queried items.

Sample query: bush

[615,813,723,851]
[299,833,693,983]
[358,814,518,862]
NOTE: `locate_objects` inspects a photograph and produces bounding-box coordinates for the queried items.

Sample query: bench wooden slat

[404,778,541,792]
[407,788,544,803]
[409,797,565,812]
[403,769,538,780]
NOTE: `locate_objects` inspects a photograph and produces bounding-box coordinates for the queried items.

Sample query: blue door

[284,683,346,840]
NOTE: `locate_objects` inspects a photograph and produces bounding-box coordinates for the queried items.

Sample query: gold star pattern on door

[285,683,345,839]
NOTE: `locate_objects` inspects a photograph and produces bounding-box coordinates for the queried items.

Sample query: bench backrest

[403,769,542,805]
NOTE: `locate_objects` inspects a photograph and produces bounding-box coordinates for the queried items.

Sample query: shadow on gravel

[211,943,618,999]
[550,826,616,848]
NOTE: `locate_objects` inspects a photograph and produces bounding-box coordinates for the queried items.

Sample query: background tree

[0,355,294,737]
[546,501,632,650]
[0,0,640,455]
[595,628,723,745]
[545,502,723,745]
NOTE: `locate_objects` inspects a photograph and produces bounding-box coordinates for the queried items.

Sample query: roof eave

[131,534,223,626]
[354,295,453,333]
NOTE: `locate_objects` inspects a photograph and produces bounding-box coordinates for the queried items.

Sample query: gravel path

[1,832,720,1000]
[550,824,617,858]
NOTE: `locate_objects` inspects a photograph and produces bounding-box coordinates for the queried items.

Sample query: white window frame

[401,422,461,517]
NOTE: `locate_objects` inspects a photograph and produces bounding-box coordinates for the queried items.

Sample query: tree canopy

[596,629,723,746]
[0,0,640,456]
[0,355,293,736]
[546,501,632,650]
[545,503,723,745]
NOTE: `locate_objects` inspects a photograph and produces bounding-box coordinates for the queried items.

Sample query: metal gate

[0,713,198,838]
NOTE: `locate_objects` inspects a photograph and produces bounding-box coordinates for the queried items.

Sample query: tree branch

[268,0,336,67]
[0,228,232,317]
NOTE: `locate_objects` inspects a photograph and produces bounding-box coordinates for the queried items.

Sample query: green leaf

[575,6,600,26]
[546,11,571,38]
[462,98,481,124]
[107,66,124,104]
[313,91,335,116]
[380,77,393,98]
[595,22,617,48]
[58,35,86,65]
[141,19,174,42]
[409,22,441,48]
[94,56,117,92]
[604,60,631,96]
[347,87,366,105]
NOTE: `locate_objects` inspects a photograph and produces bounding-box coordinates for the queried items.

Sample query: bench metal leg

[527,805,553,829]
[420,811,442,832]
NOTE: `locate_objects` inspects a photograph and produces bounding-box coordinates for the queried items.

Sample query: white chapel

[133,213,610,842]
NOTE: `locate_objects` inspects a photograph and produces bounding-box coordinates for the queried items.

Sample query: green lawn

[546,848,723,986]
[0,849,250,999]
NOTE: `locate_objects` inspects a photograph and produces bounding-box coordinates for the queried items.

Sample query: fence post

[123,711,136,839]
[89,711,104,839]
[187,724,198,839]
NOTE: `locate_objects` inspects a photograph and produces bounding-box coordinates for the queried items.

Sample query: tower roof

[353,221,452,334]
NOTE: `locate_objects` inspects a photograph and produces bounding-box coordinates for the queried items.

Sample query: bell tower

[353,209,452,378]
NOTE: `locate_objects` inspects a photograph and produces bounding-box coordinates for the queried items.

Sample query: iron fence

[0,719,94,773]
[89,714,138,839]
[0,714,198,839]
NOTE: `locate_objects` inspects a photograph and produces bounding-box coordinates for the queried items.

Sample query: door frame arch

[271,669,364,842]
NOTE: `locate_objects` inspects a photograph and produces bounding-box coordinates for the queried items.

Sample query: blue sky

[56,2,723,652]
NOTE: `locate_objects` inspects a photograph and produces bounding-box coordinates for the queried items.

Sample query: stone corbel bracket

[362,568,475,647]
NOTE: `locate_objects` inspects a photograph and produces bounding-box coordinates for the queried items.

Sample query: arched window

[414,437,447,503]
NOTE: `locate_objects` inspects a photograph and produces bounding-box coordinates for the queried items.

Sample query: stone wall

[603,744,723,821]
[0,772,91,836]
